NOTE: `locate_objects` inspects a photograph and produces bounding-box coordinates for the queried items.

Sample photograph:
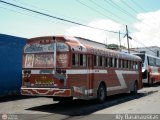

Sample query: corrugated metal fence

[0,34,26,97]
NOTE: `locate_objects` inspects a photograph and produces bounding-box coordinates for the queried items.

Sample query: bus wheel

[130,82,138,95]
[97,84,106,103]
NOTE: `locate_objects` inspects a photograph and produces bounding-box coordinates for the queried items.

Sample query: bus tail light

[56,68,61,74]
[62,70,66,74]
[24,78,30,86]
[23,70,31,77]
[56,68,66,74]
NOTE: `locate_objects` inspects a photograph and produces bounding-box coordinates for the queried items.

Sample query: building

[133,46,160,57]
[75,37,106,48]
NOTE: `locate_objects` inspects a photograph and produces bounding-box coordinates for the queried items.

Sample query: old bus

[134,53,160,85]
[21,36,142,103]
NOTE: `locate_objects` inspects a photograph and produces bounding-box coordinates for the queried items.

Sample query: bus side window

[130,61,133,69]
[126,60,128,68]
[122,59,125,68]
[114,58,117,68]
[105,57,108,67]
[148,56,156,66]
[129,61,131,69]
[109,57,113,67]
[98,56,103,67]
[124,60,126,68]
[72,53,78,66]
[119,59,121,68]
[80,54,86,67]
[133,61,136,70]
[94,55,97,66]
[158,59,160,66]
[156,59,160,66]
[102,56,105,67]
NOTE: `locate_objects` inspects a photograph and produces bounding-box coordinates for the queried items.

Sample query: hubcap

[100,87,105,100]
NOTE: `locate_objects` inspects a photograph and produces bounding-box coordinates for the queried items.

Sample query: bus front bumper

[21,87,72,97]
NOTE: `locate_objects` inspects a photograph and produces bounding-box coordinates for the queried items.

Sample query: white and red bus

[21,36,142,103]
[134,53,160,85]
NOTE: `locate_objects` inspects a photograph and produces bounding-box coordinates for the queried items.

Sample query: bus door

[87,54,94,96]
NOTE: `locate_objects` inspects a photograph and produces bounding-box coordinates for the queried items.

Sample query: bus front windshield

[134,54,145,63]
[23,42,69,68]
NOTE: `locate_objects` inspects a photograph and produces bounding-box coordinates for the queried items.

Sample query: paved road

[0,84,160,120]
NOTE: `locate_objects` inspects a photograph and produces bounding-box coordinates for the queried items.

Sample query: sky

[0,0,160,48]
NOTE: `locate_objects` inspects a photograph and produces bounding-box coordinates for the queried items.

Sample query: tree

[107,44,126,50]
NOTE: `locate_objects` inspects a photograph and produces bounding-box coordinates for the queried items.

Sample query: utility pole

[105,33,108,48]
[124,25,132,54]
[126,25,130,54]
[119,31,121,52]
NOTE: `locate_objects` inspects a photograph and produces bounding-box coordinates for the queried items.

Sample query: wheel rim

[99,87,105,101]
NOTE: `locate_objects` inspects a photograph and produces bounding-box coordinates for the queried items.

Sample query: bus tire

[130,81,138,95]
[97,83,106,103]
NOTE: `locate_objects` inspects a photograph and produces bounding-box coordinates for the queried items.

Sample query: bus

[134,53,160,85]
[21,36,142,103]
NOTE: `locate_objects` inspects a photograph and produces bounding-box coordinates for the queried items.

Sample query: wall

[0,34,26,97]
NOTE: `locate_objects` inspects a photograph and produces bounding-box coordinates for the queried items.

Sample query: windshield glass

[23,42,69,68]
[25,54,54,68]
[24,53,69,68]
[134,54,145,63]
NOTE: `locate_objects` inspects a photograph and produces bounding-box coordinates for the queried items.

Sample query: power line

[12,0,87,24]
[120,0,157,28]
[0,6,69,27]
[104,0,137,21]
[130,0,147,12]
[121,0,139,15]
[0,0,122,34]
[89,0,129,24]
[130,0,158,25]
[76,0,114,21]
[105,0,154,28]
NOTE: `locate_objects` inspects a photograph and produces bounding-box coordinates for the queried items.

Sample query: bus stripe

[107,70,138,91]
[22,69,108,74]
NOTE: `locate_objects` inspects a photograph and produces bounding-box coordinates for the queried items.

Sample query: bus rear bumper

[21,87,72,97]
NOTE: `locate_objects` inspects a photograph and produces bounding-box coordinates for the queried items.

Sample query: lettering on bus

[24,43,69,53]
[35,76,54,85]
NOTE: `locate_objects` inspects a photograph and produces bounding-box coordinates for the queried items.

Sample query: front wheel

[97,84,106,103]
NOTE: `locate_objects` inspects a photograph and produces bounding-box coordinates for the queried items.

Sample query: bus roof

[27,36,142,61]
